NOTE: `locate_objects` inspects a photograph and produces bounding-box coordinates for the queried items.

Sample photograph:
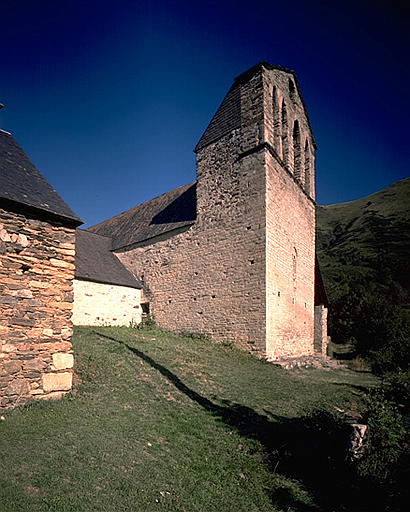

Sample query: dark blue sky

[1,0,409,226]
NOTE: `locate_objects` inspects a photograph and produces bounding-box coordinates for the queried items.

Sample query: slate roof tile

[194,84,241,152]
[89,182,196,250]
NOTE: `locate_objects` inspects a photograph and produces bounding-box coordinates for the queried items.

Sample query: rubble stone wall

[72,279,142,326]
[0,208,75,409]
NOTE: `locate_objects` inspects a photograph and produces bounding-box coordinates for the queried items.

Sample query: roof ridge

[75,228,142,289]
[81,228,113,240]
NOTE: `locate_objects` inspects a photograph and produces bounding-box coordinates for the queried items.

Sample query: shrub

[328,281,410,375]
[130,314,156,330]
[179,331,210,341]
[356,389,406,484]
[381,369,410,412]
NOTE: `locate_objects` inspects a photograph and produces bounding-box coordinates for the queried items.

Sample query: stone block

[0,360,21,376]
[29,280,49,289]
[61,328,73,340]
[24,358,47,371]
[2,344,18,353]
[36,391,66,400]
[14,289,33,298]
[35,341,72,352]
[5,379,29,396]
[9,317,35,327]
[52,353,74,370]
[25,371,41,379]
[0,229,11,242]
[49,258,74,269]
[42,372,72,392]
[0,296,18,304]
[18,234,29,247]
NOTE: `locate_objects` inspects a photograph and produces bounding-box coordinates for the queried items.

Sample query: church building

[79,62,328,360]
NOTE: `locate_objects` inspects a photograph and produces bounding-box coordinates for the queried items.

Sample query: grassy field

[0,326,378,512]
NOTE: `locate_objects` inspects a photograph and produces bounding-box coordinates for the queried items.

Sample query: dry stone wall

[0,208,75,409]
[72,279,142,326]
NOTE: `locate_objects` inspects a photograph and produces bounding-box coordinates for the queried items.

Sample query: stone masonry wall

[72,279,142,326]
[117,134,267,354]
[0,208,75,409]
[265,153,315,358]
[116,71,268,354]
[262,66,316,358]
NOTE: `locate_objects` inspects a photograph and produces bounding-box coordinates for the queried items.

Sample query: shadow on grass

[94,331,387,512]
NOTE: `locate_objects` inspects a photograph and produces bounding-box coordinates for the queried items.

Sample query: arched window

[272,87,280,154]
[293,120,301,180]
[304,139,311,195]
[289,78,296,103]
[281,100,289,167]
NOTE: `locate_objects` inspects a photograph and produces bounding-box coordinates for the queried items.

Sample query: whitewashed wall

[72,279,142,326]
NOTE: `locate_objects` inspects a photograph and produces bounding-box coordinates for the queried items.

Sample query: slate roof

[195,62,316,153]
[194,84,241,152]
[75,229,142,289]
[89,182,196,250]
[0,130,82,225]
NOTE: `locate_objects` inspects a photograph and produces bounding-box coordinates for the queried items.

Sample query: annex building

[0,128,82,408]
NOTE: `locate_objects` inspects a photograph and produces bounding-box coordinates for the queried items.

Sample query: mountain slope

[316,178,410,302]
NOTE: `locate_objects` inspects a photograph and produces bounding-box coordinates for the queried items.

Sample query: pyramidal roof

[0,130,82,225]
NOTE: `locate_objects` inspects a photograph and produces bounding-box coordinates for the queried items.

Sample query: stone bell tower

[194,62,316,358]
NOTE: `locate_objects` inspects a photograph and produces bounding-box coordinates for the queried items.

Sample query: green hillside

[316,178,410,302]
[316,178,410,365]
